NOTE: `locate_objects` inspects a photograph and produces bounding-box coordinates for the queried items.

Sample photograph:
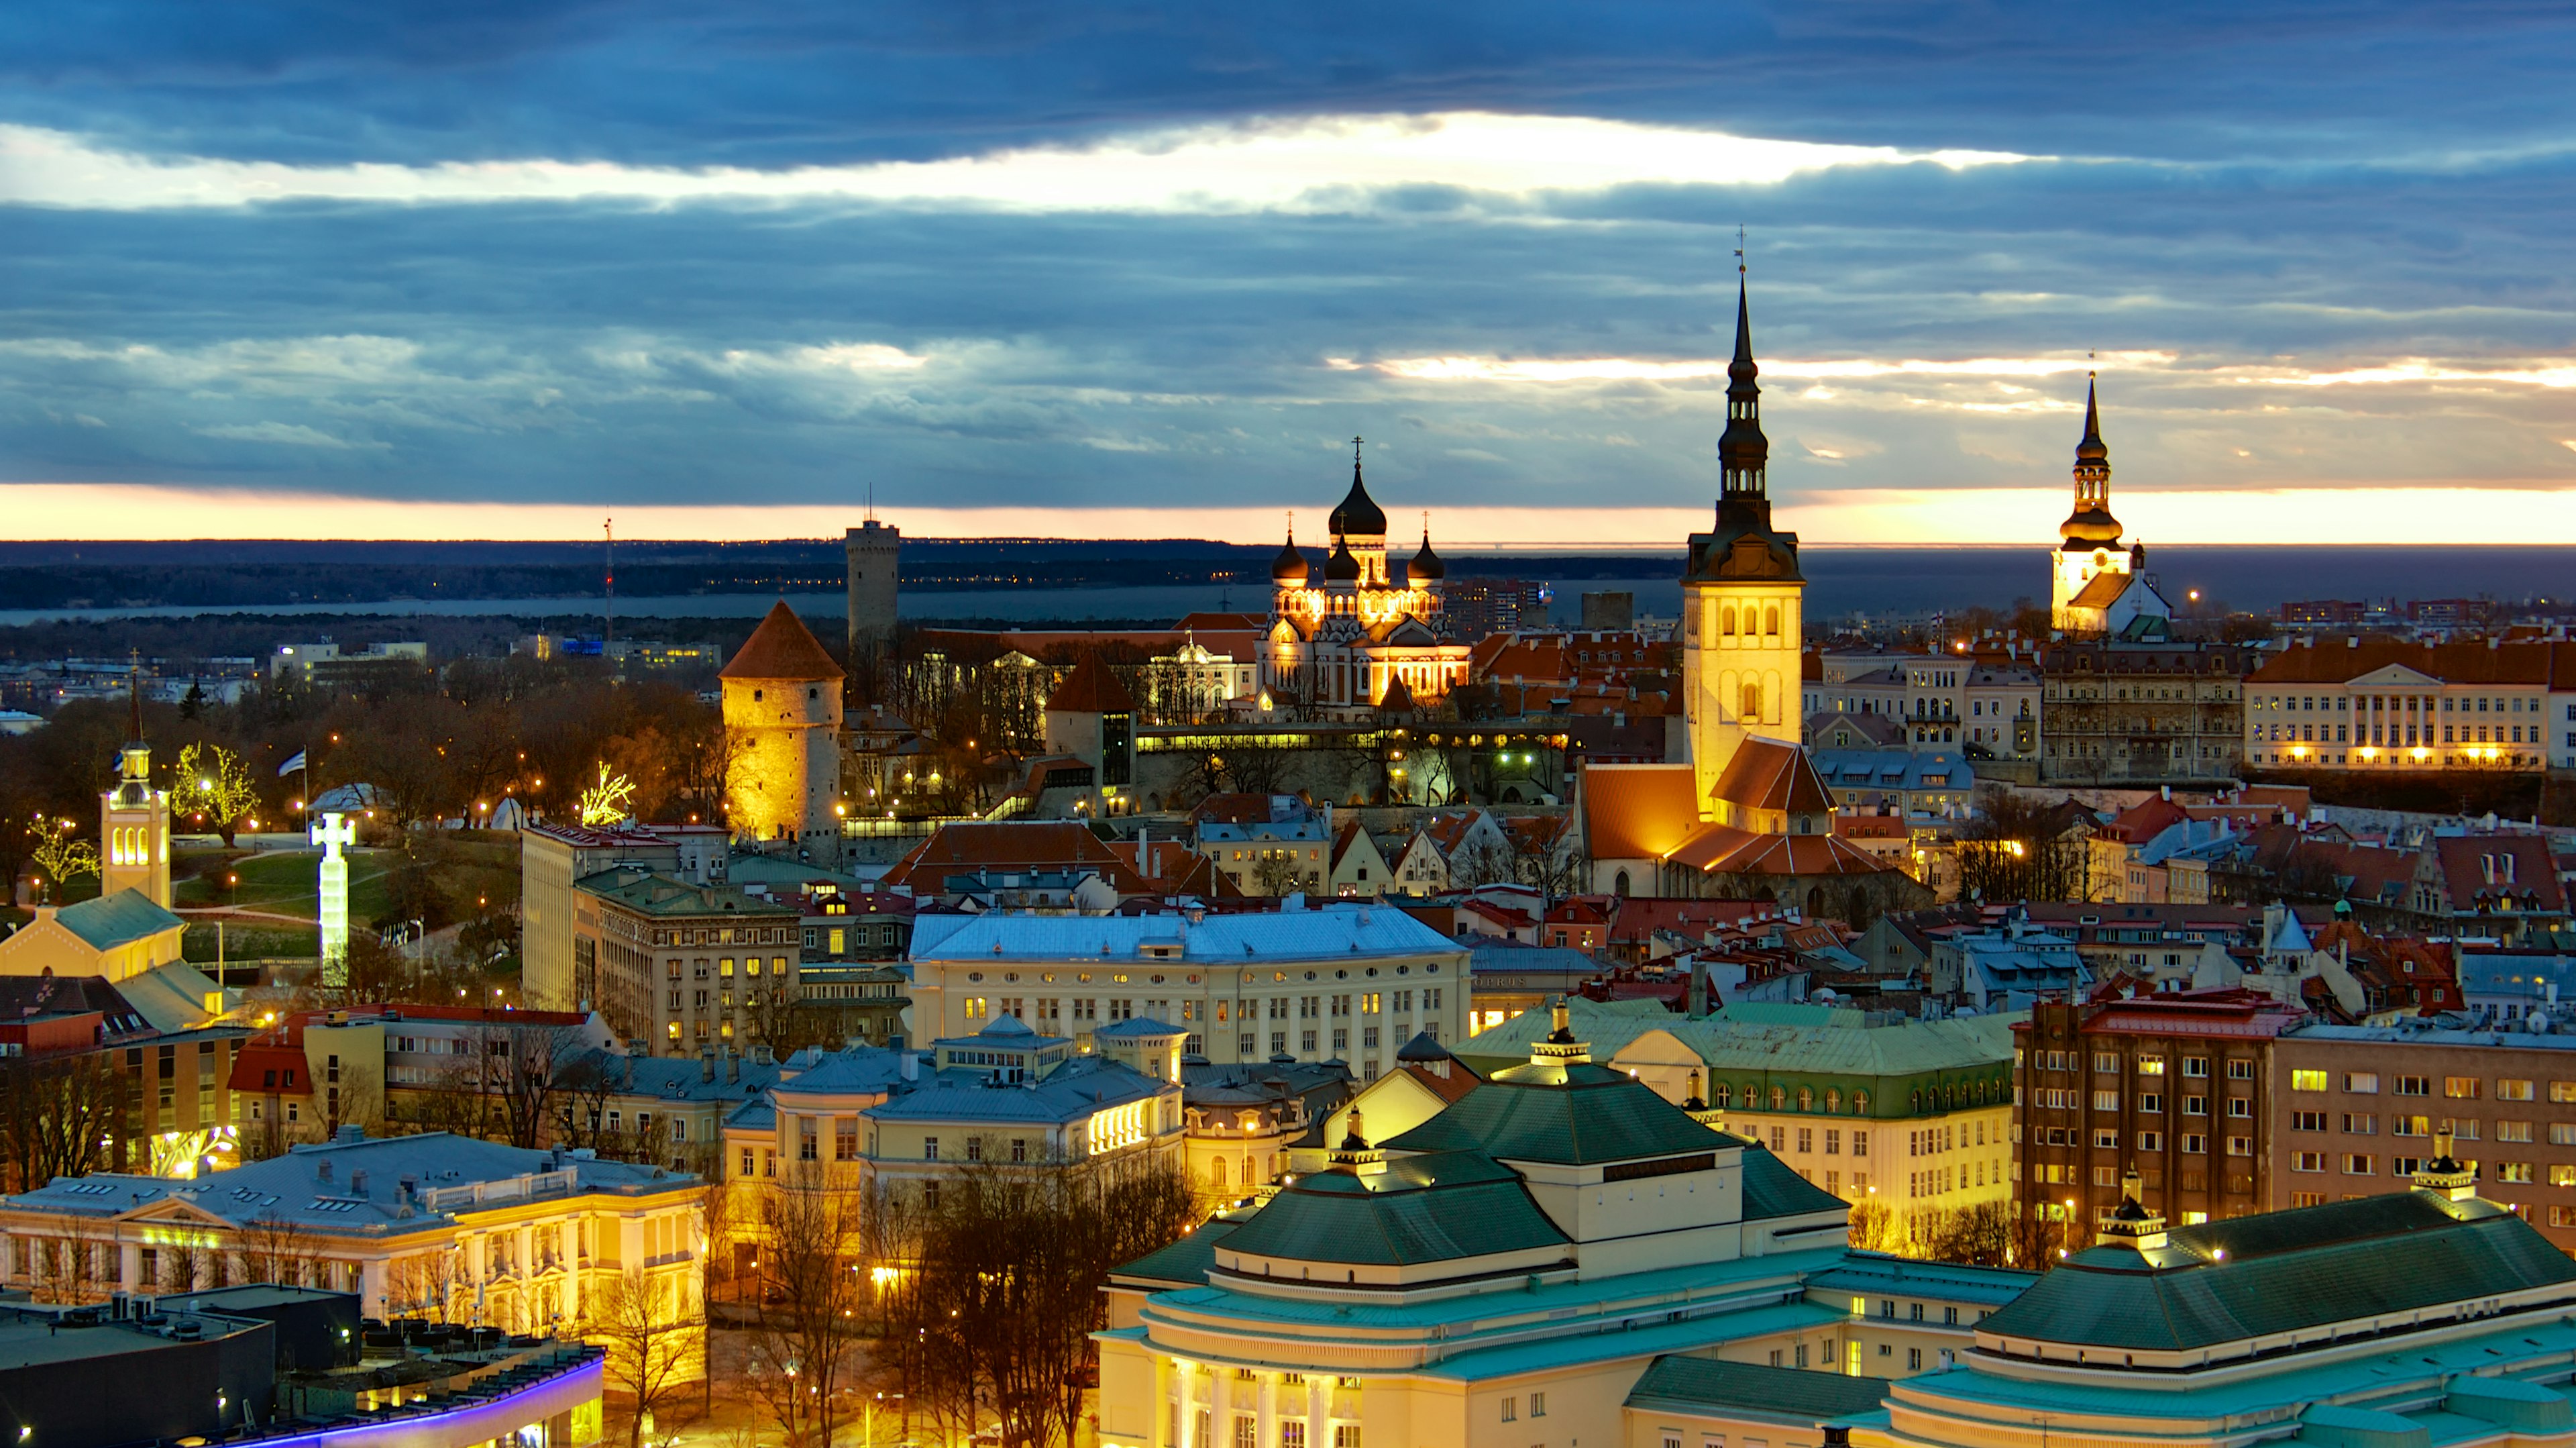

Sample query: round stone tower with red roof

[722,600,845,860]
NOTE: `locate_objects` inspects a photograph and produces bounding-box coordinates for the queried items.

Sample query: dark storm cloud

[5,3,2576,527]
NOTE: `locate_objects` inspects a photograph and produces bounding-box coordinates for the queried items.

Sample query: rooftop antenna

[867,480,875,525]
[602,516,614,666]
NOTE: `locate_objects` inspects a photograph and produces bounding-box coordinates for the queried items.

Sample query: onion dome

[1407,525,1446,582]
[1324,535,1361,581]
[1329,447,1387,538]
[1271,527,1309,582]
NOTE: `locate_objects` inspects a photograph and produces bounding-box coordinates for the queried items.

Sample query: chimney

[727,1049,741,1084]
[900,1051,919,1082]
[349,1168,368,1196]
[700,1048,716,1082]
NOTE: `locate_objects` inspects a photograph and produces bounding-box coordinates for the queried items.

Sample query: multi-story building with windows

[2271,1021,2576,1255]
[1457,998,2019,1235]
[2037,639,2251,786]
[572,869,802,1054]
[2243,636,2576,771]
[906,904,1470,1080]
[2012,988,2303,1241]
[1096,1004,2034,1448]
[0,1129,705,1357]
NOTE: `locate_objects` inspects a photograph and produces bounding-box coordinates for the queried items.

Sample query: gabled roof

[720,600,843,681]
[1709,738,1835,815]
[2429,835,2567,913]
[50,890,186,950]
[1046,653,1134,713]
[881,822,1150,894]
[2067,570,2135,610]
[1579,764,1701,862]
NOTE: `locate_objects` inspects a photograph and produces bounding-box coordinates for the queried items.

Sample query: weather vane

[1735,223,1746,275]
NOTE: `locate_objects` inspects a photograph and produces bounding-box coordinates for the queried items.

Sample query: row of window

[2025,1131,2253,1160]
[2026,1089,2251,1118]
[2290,1069,2558,1100]
[2290,1110,2560,1142]
[2026,1048,2245,1078]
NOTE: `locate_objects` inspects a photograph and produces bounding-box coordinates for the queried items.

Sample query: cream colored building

[0,1129,706,1372]
[1457,999,2019,1241]
[1095,1007,2031,1448]
[905,905,1472,1076]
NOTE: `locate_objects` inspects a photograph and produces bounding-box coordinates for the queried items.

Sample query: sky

[5,2,2576,545]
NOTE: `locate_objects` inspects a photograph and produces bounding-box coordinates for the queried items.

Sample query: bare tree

[388,1250,464,1322]
[743,1163,868,1448]
[892,1155,1197,1448]
[590,1265,706,1448]
[239,1209,325,1287]
[1955,789,2091,904]
[0,1053,127,1192]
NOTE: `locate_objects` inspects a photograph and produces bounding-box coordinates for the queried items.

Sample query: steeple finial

[127,652,144,747]
[1717,262,1768,499]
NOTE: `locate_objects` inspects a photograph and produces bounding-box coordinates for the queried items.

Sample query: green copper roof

[1625,1355,1893,1423]
[1382,1061,1729,1165]
[1979,1190,2576,1354]
[1115,1217,1244,1289]
[1741,1145,1849,1221]
[1452,998,2018,1096]
[53,889,185,950]
[1217,1151,1569,1267]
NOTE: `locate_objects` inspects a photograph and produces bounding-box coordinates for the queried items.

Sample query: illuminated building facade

[2243,636,2575,771]
[720,599,845,862]
[1260,450,1472,712]
[99,694,171,910]
[2047,378,2171,637]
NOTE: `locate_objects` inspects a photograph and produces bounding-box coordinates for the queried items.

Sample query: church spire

[2059,371,2122,544]
[1717,274,1768,500]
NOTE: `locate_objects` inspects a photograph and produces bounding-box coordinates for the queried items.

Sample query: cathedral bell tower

[2050,374,2137,629]
[100,677,172,908]
[1680,272,1805,813]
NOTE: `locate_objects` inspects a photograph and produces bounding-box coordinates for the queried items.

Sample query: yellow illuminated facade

[1260,450,1470,713]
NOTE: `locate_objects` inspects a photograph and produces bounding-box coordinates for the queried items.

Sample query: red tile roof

[2247,637,2573,686]
[1709,737,1835,815]
[720,600,845,681]
[1046,652,1135,713]
[2429,835,2567,914]
[881,822,1150,893]
[1578,765,1701,861]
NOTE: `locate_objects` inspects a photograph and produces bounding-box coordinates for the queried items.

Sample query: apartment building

[2271,1021,2576,1254]
[2013,988,2304,1235]
[905,904,1470,1078]
[572,868,802,1053]
[2037,640,2251,786]
[1806,652,2042,760]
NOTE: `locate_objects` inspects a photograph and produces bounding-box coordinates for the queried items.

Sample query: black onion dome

[1324,535,1362,581]
[1407,527,1446,582]
[1271,529,1309,582]
[1329,458,1388,538]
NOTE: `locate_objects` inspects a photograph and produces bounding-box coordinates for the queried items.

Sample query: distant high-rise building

[1442,577,1550,641]
[845,519,900,671]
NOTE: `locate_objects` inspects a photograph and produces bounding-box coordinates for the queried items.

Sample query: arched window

[1797,1087,1813,1111]
[1713,1084,1733,1110]
[1613,869,1631,898]
[1741,682,1762,720]
[1721,606,1737,636]
[1764,605,1780,636]
[1854,1091,1869,1115]
[1212,1157,1228,1188]
[1770,1086,1786,1110]
[1825,1088,1841,1114]
[1910,1090,1922,1113]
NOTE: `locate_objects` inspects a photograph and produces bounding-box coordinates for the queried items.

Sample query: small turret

[2414,1128,2479,1202]
[2096,1166,2168,1253]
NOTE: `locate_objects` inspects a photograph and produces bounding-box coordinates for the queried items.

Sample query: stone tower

[1680,275,1805,811]
[722,601,845,862]
[845,519,900,679]
[99,682,171,907]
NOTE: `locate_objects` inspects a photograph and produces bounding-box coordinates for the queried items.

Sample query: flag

[277,749,307,778]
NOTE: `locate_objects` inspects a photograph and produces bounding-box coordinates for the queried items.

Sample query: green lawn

[172,846,396,923]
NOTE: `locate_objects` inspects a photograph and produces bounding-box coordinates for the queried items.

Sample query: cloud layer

[4,4,2576,540]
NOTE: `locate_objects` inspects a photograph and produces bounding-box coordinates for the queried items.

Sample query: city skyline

[6,7,2576,541]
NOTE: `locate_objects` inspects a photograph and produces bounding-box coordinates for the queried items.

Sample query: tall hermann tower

[1678,272,1806,813]
[845,517,900,686]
